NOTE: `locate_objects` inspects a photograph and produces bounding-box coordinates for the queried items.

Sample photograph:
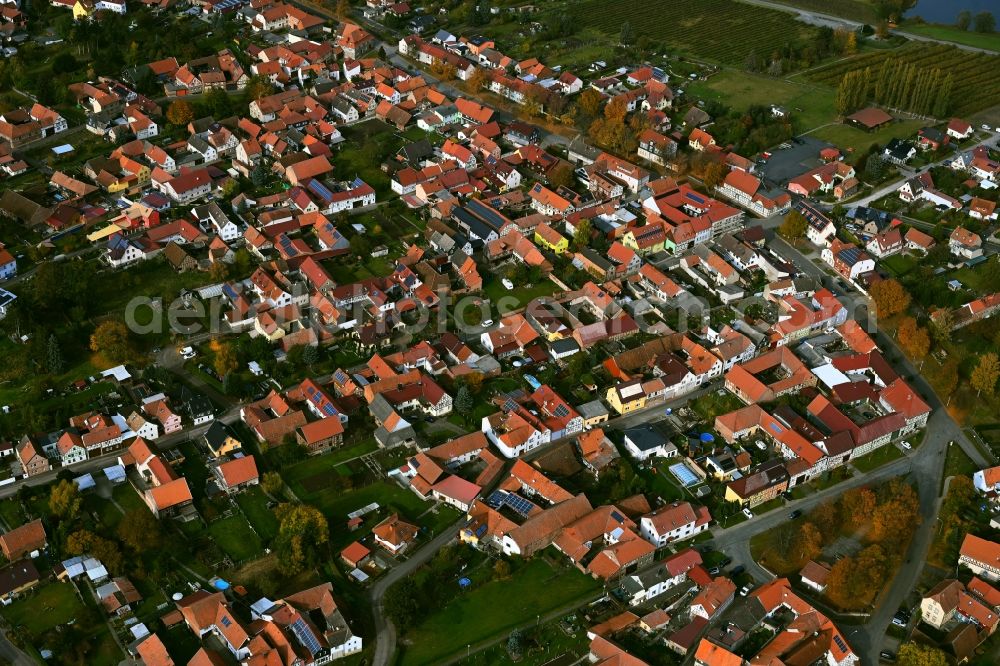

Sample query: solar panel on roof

[554,404,569,418]
[220,616,232,628]
[290,617,322,655]
[833,636,848,652]
[611,510,624,523]
[307,179,333,202]
[322,404,337,416]
[686,193,705,204]
[486,490,506,508]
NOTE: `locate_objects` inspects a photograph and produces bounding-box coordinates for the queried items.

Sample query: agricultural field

[687,70,837,133]
[573,0,817,65]
[806,43,1000,117]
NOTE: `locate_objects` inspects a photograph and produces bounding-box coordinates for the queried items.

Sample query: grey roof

[577,400,609,420]
[623,424,676,452]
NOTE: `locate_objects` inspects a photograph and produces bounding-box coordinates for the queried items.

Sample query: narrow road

[369,519,466,666]
[739,0,1000,55]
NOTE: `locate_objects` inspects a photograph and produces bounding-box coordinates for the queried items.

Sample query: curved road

[741,0,1000,55]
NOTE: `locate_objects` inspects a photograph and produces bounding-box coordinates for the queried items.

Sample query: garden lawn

[851,444,904,473]
[236,487,280,541]
[881,253,918,277]
[689,390,744,423]
[282,438,379,491]
[208,515,264,562]
[112,483,147,513]
[1,582,83,634]
[399,559,601,665]
[483,275,561,311]
[811,119,925,155]
[689,70,837,132]
[300,480,430,523]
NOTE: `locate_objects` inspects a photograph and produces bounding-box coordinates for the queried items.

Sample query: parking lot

[759,136,837,187]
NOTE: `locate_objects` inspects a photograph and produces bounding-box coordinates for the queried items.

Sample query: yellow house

[72,0,95,20]
[724,460,788,507]
[203,421,242,458]
[605,379,647,415]
[534,223,569,254]
[622,227,667,255]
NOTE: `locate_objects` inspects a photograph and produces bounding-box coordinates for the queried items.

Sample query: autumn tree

[465,66,489,93]
[117,508,163,553]
[575,88,604,121]
[336,0,350,19]
[166,100,194,127]
[47,334,64,375]
[548,162,575,189]
[929,309,953,345]
[871,479,920,550]
[897,642,948,666]
[778,210,808,241]
[274,504,329,574]
[840,487,876,530]
[869,279,911,318]
[702,161,727,189]
[67,530,123,574]
[50,479,81,521]
[261,471,284,496]
[936,358,959,400]
[796,522,823,562]
[971,352,1000,396]
[809,501,840,537]
[91,319,136,364]
[245,76,276,103]
[211,339,239,377]
[897,316,929,360]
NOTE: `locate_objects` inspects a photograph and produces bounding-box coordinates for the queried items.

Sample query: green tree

[384,581,421,631]
[455,385,473,419]
[956,10,972,30]
[302,344,320,368]
[619,21,634,46]
[548,162,575,189]
[974,11,996,33]
[971,352,1000,397]
[572,219,592,251]
[50,479,81,521]
[778,210,808,241]
[47,334,64,375]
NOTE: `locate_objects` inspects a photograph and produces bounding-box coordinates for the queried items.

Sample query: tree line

[836,58,953,118]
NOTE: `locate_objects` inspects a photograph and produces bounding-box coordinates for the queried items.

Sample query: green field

[399,559,601,665]
[810,118,925,155]
[806,43,1000,117]
[574,0,816,65]
[901,23,1000,53]
[688,71,837,133]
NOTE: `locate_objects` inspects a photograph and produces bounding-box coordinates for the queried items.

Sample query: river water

[907,0,1000,24]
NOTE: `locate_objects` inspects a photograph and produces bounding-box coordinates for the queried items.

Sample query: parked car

[180,346,196,359]
[901,440,911,450]
[502,278,514,290]
[739,583,753,596]
[742,507,754,519]
[730,565,745,576]
[481,319,494,328]
[789,510,802,519]
[880,651,896,662]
